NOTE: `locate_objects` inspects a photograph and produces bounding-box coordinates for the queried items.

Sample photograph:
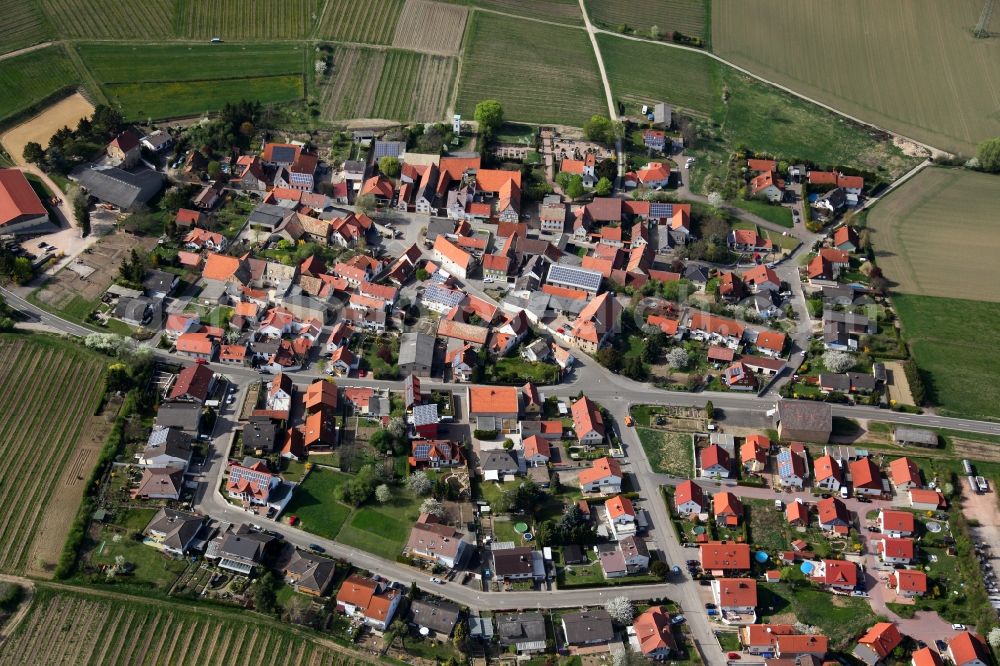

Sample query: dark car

[856,497,872,503]
[820,493,831,499]
[308,543,325,553]
[936,639,948,652]
[704,603,716,610]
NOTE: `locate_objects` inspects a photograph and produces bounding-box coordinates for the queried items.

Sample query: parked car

[308,543,325,553]
[670,615,686,625]
[430,577,444,584]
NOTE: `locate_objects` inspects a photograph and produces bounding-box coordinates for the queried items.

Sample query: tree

[22,142,44,164]
[665,347,689,369]
[649,560,670,580]
[375,484,392,504]
[253,571,278,614]
[988,627,1000,649]
[583,115,615,144]
[408,471,432,495]
[474,100,504,138]
[369,429,393,453]
[283,594,312,624]
[387,417,407,440]
[74,193,91,237]
[604,596,634,625]
[355,193,376,214]
[707,191,724,209]
[595,346,623,372]
[379,156,400,177]
[622,355,647,381]
[976,137,1000,173]
[704,400,715,420]
[596,158,617,182]
[823,350,857,373]
[420,498,446,517]
[453,620,468,653]
[593,177,613,196]
[565,175,585,200]
[206,160,221,179]
[415,267,430,281]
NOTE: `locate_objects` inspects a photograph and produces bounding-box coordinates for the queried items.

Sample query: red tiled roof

[911,647,943,666]
[949,631,990,665]
[674,480,703,507]
[813,455,842,483]
[857,623,901,659]
[699,542,751,570]
[433,235,472,271]
[716,578,757,608]
[748,159,777,172]
[893,568,927,594]
[578,456,622,486]
[849,457,882,489]
[817,497,849,526]
[571,396,604,438]
[0,169,46,226]
[633,607,676,656]
[468,386,518,415]
[879,510,915,533]
[888,457,921,487]
[712,491,742,519]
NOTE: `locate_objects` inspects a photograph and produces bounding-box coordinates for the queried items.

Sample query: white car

[430,577,444,584]
[952,623,966,630]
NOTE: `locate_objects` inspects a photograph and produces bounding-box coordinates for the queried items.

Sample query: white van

[840,486,850,499]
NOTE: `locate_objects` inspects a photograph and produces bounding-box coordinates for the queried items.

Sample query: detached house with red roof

[571,396,605,445]
[890,568,927,598]
[817,496,850,534]
[741,437,768,474]
[878,510,915,538]
[813,455,843,491]
[579,457,622,493]
[625,162,671,189]
[700,542,750,574]
[226,460,292,512]
[786,499,809,526]
[850,457,884,497]
[948,631,991,666]
[876,537,915,565]
[433,234,475,279]
[713,491,743,527]
[569,291,621,353]
[727,229,773,253]
[888,457,922,491]
[712,578,757,618]
[812,558,859,592]
[674,480,704,516]
[700,444,731,478]
[606,495,638,539]
[336,574,402,632]
[852,622,902,666]
[360,175,394,205]
[630,606,676,660]
[107,129,141,168]
[750,171,784,202]
[522,435,551,467]
[175,332,218,361]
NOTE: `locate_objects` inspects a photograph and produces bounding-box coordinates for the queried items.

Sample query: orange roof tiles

[700,542,751,570]
[522,435,550,460]
[716,578,757,607]
[571,396,605,438]
[857,623,902,659]
[888,457,921,487]
[674,480,703,507]
[949,631,990,665]
[712,492,743,520]
[433,234,472,271]
[911,647,943,666]
[468,386,519,415]
[578,456,622,487]
[176,332,215,355]
[849,457,882,490]
[633,607,676,656]
[606,495,635,519]
[202,253,242,281]
[813,455,842,484]
[748,159,777,172]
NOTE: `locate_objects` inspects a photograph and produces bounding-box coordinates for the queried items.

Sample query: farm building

[0,169,55,235]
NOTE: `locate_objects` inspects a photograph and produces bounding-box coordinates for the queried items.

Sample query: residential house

[175,332,218,361]
[410,599,461,638]
[284,550,336,596]
[491,547,544,583]
[852,623,902,666]
[713,492,743,527]
[674,480,704,516]
[226,460,283,508]
[433,235,475,279]
[812,559,859,592]
[888,457,922,491]
[546,263,603,295]
[143,509,205,556]
[404,513,473,569]
[777,444,809,490]
[876,537,915,565]
[948,631,991,666]
[539,196,567,234]
[399,332,435,377]
[168,363,215,403]
[481,450,519,480]
[579,457,622,493]
[724,361,757,391]
[713,578,758,618]
[135,467,184,499]
[569,291,621,353]
[631,606,676,660]
[561,610,615,647]
[685,311,745,349]
[410,440,463,469]
[336,574,402,631]
[642,130,667,152]
[571,396,605,445]
[741,625,829,659]
[154,401,202,434]
[909,488,945,512]
[560,155,597,188]
[891,569,928,598]
[911,647,944,666]
[618,534,650,572]
[813,455,843,491]
[817,497,850,534]
[496,612,547,654]
[522,435,550,467]
[210,526,274,575]
[606,495,638,539]
[700,444,731,478]
[139,427,192,469]
[107,129,141,168]
[748,159,777,172]
[743,264,781,293]
[740,435,768,473]
[468,386,519,432]
[628,162,671,189]
[850,457,884,497]
[750,171,784,202]
[878,510,915,538]
[700,542,751,574]
[834,226,860,252]
[447,344,477,383]
[786,499,809,527]
[727,229,773,253]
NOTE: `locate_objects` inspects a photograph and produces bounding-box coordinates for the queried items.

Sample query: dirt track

[0,93,94,167]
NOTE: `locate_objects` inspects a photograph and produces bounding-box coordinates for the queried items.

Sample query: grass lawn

[105,75,303,120]
[336,493,421,561]
[758,583,877,651]
[745,499,832,558]
[76,42,305,82]
[486,356,560,385]
[0,45,80,123]
[732,198,793,228]
[715,630,741,652]
[893,294,1000,420]
[635,428,693,476]
[89,526,188,591]
[557,549,661,589]
[282,467,353,540]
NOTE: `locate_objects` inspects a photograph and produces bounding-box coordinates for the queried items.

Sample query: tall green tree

[474,100,504,137]
[379,156,400,177]
[976,137,1000,172]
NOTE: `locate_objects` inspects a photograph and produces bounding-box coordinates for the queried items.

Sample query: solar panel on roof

[414,445,431,457]
[272,146,296,164]
[374,141,404,160]
[546,264,602,292]
[649,202,673,218]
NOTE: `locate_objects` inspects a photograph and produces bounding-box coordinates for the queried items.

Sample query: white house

[579,457,622,494]
[674,480,704,516]
[606,495,638,539]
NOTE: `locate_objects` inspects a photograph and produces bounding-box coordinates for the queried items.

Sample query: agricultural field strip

[585,0,706,41]
[76,43,306,83]
[317,0,403,44]
[0,347,101,571]
[0,45,81,125]
[0,0,51,55]
[39,0,176,40]
[3,358,100,570]
[178,0,321,41]
[392,0,468,55]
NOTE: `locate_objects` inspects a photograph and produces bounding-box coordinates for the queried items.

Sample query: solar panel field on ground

[76,43,306,120]
[712,0,1000,156]
[456,11,605,126]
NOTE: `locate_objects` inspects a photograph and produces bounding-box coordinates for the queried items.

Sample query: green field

[0,585,361,665]
[732,198,793,228]
[0,335,106,575]
[599,34,919,181]
[178,0,323,40]
[75,43,306,120]
[456,12,605,126]
[472,0,582,24]
[0,0,51,54]
[282,467,354,540]
[759,583,877,651]
[0,45,80,124]
[712,0,1000,156]
[586,0,708,42]
[893,294,1000,421]
[39,0,177,40]
[316,0,403,44]
[319,46,456,122]
[335,496,420,560]
[866,168,1000,302]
